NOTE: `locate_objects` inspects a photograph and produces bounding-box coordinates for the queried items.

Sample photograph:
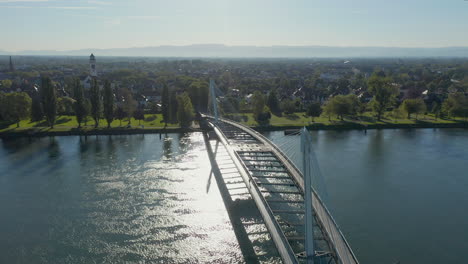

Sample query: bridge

[200,80,359,264]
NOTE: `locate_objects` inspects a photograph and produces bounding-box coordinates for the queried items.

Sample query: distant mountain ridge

[2,44,468,58]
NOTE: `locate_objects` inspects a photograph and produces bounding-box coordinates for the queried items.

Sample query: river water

[0,129,467,263]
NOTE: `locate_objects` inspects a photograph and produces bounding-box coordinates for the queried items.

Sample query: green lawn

[225,112,466,127]
[1,112,466,134]
[0,114,179,133]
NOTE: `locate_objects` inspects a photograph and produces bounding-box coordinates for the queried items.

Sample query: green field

[1,112,467,135]
[0,114,179,133]
[226,112,467,127]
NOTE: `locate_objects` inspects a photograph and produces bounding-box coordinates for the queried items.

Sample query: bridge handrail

[208,121,299,264]
[208,115,359,264]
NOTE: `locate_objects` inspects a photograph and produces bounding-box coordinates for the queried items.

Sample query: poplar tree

[41,76,57,128]
[176,92,194,128]
[103,80,114,128]
[161,84,169,127]
[31,92,44,122]
[169,90,178,123]
[90,79,101,128]
[73,79,87,128]
[121,88,136,125]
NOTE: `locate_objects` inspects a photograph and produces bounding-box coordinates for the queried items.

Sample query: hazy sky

[1,0,468,52]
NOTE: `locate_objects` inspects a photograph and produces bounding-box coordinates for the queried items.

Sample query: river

[0,129,467,263]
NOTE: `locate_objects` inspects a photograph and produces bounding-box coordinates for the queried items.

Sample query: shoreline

[1,121,467,139]
[0,127,198,139]
[253,121,468,132]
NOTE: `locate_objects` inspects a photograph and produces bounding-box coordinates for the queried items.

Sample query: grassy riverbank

[227,112,468,130]
[1,112,467,138]
[0,114,185,137]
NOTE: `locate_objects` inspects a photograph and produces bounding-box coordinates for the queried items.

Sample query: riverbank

[231,112,468,131]
[2,120,467,139]
[0,114,189,138]
[1,113,467,138]
[0,127,199,139]
[253,121,468,132]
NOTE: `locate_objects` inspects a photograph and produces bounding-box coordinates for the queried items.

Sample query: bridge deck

[205,117,359,264]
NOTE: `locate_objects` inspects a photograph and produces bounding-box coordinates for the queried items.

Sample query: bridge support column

[301,127,315,264]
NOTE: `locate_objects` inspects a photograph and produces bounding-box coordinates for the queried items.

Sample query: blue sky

[1,0,468,51]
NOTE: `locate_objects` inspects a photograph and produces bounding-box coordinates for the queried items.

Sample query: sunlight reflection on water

[0,133,259,263]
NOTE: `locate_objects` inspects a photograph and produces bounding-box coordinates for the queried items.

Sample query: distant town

[1,55,468,133]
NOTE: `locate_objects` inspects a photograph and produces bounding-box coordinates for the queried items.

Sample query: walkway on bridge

[203,116,359,264]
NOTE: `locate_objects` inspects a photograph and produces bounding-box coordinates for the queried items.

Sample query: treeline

[220,72,468,124]
[0,76,198,129]
[316,73,468,121]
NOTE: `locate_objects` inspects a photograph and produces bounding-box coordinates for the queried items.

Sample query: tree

[323,101,333,121]
[220,97,240,114]
[267,90,281,115]
[1,92,31,127]
[252,91,266,119]
[251,91,271,124]
[431,101,441,120]
[103,80,114,128]
[281,100,296,115]
[161,84,169,127]
[115,106,126,126]
[306,102,322,122]
[73,79,87,128]
[402,98,426,119]
[40,76,57,128]
[169,90,178,123]
[89,79,101,128]
[0,93,5,121]
[57,97,75,116]
[367,73,398,121]
[133,108,145,125]
[121,88,136,125]
[176,92,194,128]
[357,101,367,117]
[1,79,12,90]
[188,82,201,111]
[30,92,43,122]
[346,94,360,118]
[199,83,209,112]
[83,99,91,126]
[326,95,347,120]
[323,94,358,120]
[442,92,468,119]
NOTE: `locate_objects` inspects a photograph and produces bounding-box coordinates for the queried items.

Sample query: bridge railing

[206,115,359,264]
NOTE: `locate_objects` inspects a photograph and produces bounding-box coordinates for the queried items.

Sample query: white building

[82,54,97,89]
[89,53,97,77]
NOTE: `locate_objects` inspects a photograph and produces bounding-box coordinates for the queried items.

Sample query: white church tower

[89,53,97,77]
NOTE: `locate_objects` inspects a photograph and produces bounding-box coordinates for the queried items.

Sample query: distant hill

[2,44,468,58]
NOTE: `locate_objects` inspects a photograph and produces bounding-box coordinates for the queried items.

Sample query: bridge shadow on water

[202,132,282,264]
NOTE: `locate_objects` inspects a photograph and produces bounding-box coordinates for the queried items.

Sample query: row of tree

[221,72,468,123]
[319,92,468,121]
[0,76,196,129]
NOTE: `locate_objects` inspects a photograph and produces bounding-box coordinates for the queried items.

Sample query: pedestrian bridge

[201,116,359,264]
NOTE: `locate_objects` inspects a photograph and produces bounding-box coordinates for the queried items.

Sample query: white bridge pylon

[301,127,315,264]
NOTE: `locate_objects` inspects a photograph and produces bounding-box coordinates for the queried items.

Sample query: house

[136,94,148,107]
[82,76,93,89]
[245,93,253,103]
[141,90,161,103]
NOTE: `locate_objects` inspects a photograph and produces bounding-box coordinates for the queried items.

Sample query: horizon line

[2,44,468,53]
